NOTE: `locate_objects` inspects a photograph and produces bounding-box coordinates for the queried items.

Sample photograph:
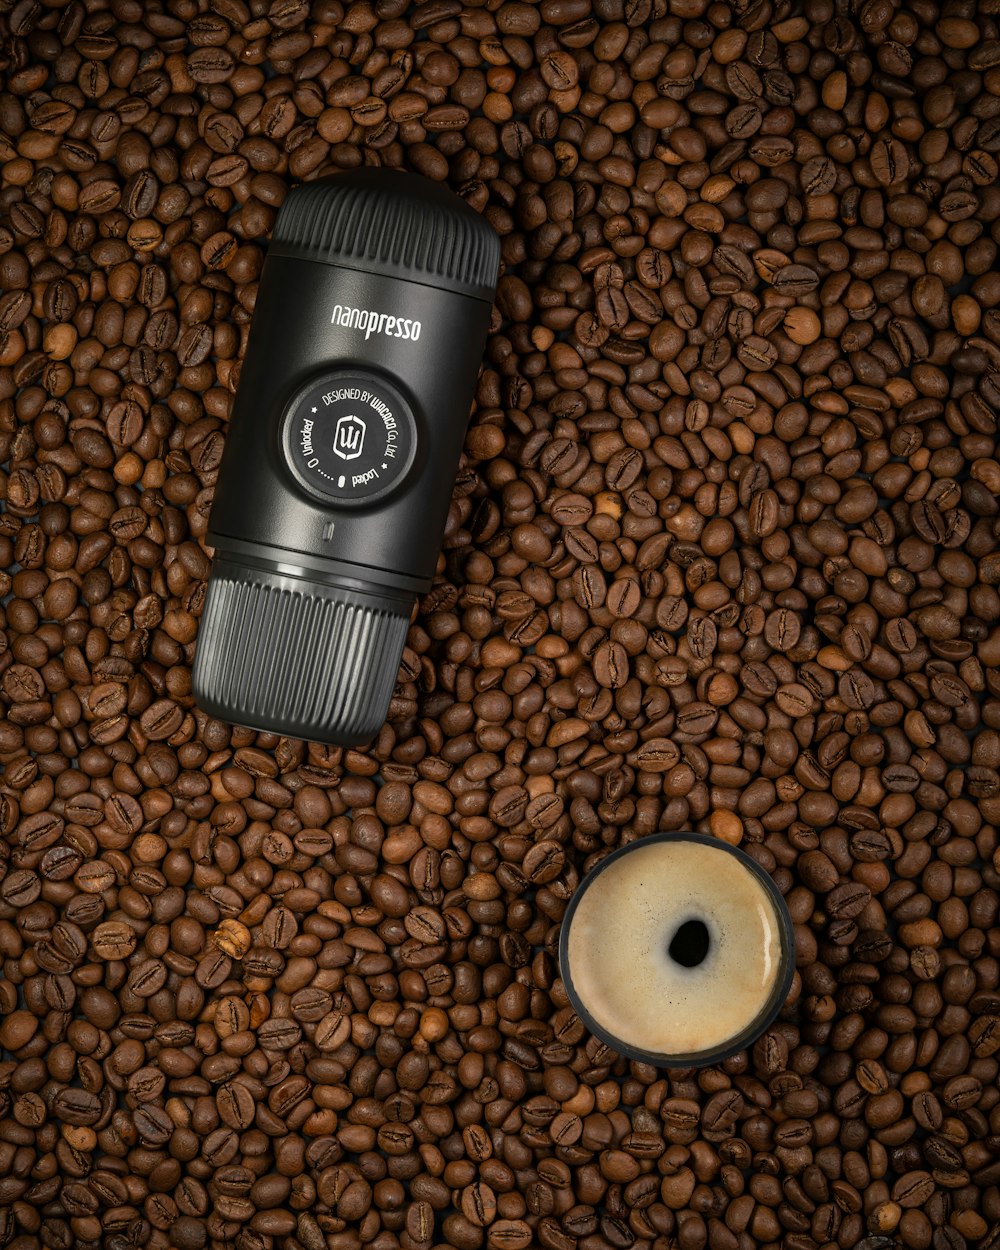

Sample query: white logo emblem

[333,413,365,460]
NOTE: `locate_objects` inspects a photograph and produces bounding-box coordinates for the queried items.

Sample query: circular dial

[282,372,417,506]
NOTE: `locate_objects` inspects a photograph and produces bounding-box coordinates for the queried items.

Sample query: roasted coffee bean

[2,3,1000,1248]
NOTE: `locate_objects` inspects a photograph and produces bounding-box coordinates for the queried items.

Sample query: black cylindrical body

[192,170,500,744]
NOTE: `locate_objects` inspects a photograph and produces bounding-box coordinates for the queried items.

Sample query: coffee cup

[559,832,795,1067]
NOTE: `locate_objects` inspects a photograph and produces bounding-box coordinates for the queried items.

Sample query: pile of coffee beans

[2,0,1000,1248]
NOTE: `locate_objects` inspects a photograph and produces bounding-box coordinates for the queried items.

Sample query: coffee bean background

[2,1,1000,1249]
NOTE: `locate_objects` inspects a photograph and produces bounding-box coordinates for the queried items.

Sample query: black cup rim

[558,831,796,1068]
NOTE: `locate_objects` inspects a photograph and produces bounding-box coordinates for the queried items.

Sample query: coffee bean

[2,4,1000,1247]
[52,1088,102,1127]
[91,921,137,960]
[216,1082,257,1131]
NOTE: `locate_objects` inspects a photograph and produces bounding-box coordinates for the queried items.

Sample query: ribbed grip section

[193,557,413,746]
[269,169,500,302]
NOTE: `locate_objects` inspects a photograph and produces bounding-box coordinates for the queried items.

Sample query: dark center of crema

[668,919,711,968]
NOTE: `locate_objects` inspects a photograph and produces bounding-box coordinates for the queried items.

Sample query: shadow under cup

[558,833,796,1068]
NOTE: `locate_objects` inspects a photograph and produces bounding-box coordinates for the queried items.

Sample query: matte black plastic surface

[269,169,499,301]
[194,169,500,745]
[196,556,412,746]
[207,257,493,587]
[281,370,418,508]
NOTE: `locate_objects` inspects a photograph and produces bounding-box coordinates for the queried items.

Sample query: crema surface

[565,840,784,1057]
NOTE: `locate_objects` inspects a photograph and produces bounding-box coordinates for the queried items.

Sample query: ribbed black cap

[268,169,501,302]
[192,557,413,746]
